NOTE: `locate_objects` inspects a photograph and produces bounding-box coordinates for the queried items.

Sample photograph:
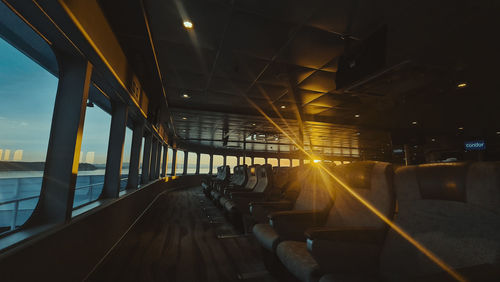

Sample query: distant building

[13,150,23,161]
[85,152,95,164]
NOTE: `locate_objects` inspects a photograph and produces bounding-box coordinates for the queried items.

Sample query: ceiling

[98,0,500,156]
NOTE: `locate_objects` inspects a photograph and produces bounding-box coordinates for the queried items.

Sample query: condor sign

[464,140,486,151]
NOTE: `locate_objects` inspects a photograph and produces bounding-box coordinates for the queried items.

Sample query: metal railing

[0,176,128,233]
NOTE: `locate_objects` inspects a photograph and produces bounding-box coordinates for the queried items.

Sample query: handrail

[0,177,128,206]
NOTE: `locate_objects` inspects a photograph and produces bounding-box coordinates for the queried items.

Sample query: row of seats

[249,161,500,281]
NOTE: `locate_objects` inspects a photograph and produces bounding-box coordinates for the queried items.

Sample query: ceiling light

[280,105,286,109]
[412,121,418,125]
[354,114,360,118]
[431,138,436,142]
[252,123,256,126]
[457,83,467,88]
[313,159,321,163]
[182,117,187,120]
[496,131,500,135]
[183,20,193,29]
[181,93,190,99]
[458,127,464,130]
[356,132,361,135]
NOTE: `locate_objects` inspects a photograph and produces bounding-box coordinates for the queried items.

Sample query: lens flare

[244,96,466,282]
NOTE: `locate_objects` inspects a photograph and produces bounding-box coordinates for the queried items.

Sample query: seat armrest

[268,210,326,241]
[305,227,386,244]
[249,201,293,213]
[230,192,265,199]
[306,227,385,273]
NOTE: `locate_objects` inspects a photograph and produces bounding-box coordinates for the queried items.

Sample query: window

[120,127,133,191]
[334,161,342,165]
[254,157,265,165]
[199,154,210,174]
[176,151,185,175]
[292,159,300,167]
[245,157,252,165]
[226,156,238,172]
[304,159,311,164]
[280,159,291,167]
[267,158,278,167]
[239,156,244,165]
[187,152,197,174]
[73,102,111,208]
[138,137,145,181]
[166,148,173,176]
[213,155,224,169]
[0,36,58,233]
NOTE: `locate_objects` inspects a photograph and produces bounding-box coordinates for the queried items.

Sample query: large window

[267,158,278,167]
[73,102,111,208]
[254,157,266,165]
[199,154,210,174]
[213,155,224,169]
[187,152,197,174]
[120,127,133,191]
[0,37,58,233]
[280,159,291,167]
[226,156,238,172]
[166,148,173,176]
[176,151,185,175]
[245,157,252,165]
[292,159,300,167]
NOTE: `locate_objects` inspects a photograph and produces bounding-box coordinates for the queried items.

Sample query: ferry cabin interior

[0,0,499,281]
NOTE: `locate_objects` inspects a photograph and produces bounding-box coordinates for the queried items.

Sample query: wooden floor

[88,187,277,282]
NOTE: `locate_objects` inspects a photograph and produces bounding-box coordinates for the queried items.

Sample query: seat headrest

[331,161,380,190]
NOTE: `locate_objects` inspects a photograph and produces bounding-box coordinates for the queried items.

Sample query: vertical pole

[150,139,158,180]
[236,156,240,166]
[209,154,213,175]
[171,149,177,176]
[223,155,227,167]
[29,53,92,225]
[127,122,144,189]
[102,102,128,198]
[251,156,255,165]
[161,144,168,178]
[141,134,152,184]
[195,153,200,174]
[183,151,188,175]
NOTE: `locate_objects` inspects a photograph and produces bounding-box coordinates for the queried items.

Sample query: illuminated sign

[464,140,486,151]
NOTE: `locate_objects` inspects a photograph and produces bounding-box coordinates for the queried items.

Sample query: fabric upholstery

[253,223,280,251]
[380,162,500,282]
[276,241,321,282]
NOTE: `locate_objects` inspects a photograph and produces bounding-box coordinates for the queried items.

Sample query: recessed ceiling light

[183,20,193,29]
[280,105,286,109]
[252,123,256,126]
[412,121,418,125]
[182,117,187,120]
[182,93,190,99]
[431,138,436,142]
[354,114,360,118]
[458,127,464,130]
[356,132,361,135]
[496,131,500,135]
[457,82,468,88]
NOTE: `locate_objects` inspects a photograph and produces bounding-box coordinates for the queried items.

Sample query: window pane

[74,103,111,208]
[138,137,144,181]
[199,154,210,174]
[267,158,278,167]
[166,148,172,176]
[120,127,133,191]
[254,157,265,165]
[0,37,58,233]
[292,159,300,167]
[245,157,252,165]
[280,159,291,167]
[187,152,197,174]
[304,159,311,164]
[176,151,185,175]
[226,156,237,172]
[213,155,224,168]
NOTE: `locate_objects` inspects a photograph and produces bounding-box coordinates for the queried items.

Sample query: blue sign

[464,140,486,151]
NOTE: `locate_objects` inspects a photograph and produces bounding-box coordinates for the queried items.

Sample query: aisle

[88,187,276,282]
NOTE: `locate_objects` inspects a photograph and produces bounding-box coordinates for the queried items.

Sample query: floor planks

[88,187,276,282]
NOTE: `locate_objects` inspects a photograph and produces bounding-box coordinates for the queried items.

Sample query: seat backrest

[292,164,333,213]
[244,165,259,189]
[324,161,394,229]
[216,166,224,180]
[253,164,273,193]
[237,164,248,187]
[273,167,291,192]
[380,162,500,281]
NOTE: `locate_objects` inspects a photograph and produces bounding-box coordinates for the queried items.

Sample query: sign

[464,140,486,151]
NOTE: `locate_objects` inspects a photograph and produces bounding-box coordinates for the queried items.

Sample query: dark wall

[0,175,204,282]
